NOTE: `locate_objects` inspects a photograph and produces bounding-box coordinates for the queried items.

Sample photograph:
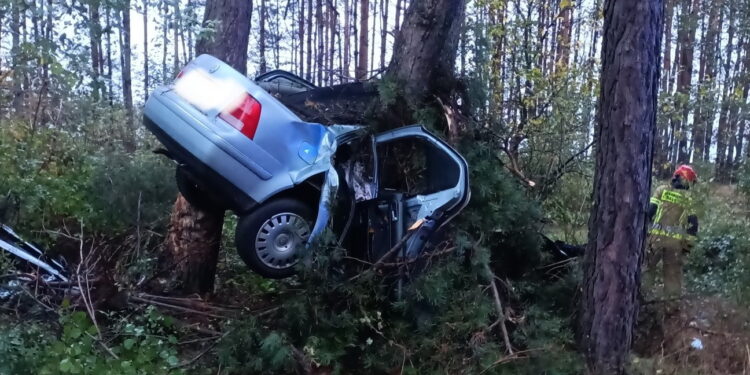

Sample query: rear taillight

[219,94,262,139]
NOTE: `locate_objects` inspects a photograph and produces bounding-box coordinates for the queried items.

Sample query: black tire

[235,198,314,278]
[175,167,227,212]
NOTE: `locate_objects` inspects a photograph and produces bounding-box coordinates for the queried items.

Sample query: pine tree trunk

[394,0,401,31]
[489,2,505,116]
[734,44,750,165]
[306,0,313,81]
[379,0,388,70]
[675,0,698,163]
[173,0,180,73]
[329,0,336,85]
[715,10,735,181]
[106,7,114,104]
[315,0,325,86]
[161,0,168,81]
[159,0,252,295]
[580,0,662,373]
[88,0,102,101]
[369,0,376,74]
[298,0,305,78]
[11,0,23,114]
[143,0,149,101]
[701,0,721,162]
[556,0,572,68]
[385,0,467,140]
[355,0,368,80]
[121,0,135,152]
[654,0,674,177]
[387,0,466,101]
[691,0,719,162]
[343,0,350,79]
[259,0,267,74]
[661,0,673,93]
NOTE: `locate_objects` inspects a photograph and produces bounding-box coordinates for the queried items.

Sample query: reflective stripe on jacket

[648,186,696,242]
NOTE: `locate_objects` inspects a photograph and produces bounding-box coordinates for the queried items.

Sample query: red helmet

[674,165,697,183]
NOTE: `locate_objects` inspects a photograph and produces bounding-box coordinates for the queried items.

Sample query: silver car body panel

[144,55,362,206]
[143,55,469,257]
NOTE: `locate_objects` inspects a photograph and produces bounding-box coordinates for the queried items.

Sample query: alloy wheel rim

[255,212,310,269]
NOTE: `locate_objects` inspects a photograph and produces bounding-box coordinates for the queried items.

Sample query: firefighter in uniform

[645,165,699,300]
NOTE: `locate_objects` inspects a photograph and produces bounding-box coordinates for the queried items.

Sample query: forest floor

[631,183,750,375]
[634,295,750,375]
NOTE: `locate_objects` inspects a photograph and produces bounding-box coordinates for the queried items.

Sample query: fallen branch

[483,263,514,355]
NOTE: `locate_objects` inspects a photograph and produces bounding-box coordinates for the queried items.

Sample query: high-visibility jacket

[648,185,697,242]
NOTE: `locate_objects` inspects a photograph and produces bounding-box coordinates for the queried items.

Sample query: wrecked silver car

[143,54,470,278]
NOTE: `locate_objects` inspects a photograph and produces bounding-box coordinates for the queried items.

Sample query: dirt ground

[633,295,750,375]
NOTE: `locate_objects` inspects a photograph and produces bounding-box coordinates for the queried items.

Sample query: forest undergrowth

[2,105,749,374]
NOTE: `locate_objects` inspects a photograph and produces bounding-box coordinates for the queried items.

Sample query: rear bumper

[143,114,258,213]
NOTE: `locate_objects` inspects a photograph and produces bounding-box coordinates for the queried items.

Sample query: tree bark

[715,9,736,181]
[386,0,466,103]
[343,0,351,79]
[674,0,698,163]
[355,0,368,80]
[556,0,573,68]
[379,0,388,70]
[88,0,103,101]
[580,0,662,374]
[161,0,168,81]
[160,0,252,295]
[298,0,305,78]
[306,0,313,81]
[692,0,720,162]
[259,0,267,74]
[11,0,23,114]
[315,0,324,85]
[143,0,149,101]
[173,0,181,73]
[121,0,135,152]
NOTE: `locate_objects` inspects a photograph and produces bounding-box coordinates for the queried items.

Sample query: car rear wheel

[235,198,313,278]
[175,167,227,212]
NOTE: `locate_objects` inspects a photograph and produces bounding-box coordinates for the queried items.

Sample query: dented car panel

[143,54,470,277]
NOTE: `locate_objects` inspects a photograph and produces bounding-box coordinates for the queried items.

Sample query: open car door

[350,126,470,263]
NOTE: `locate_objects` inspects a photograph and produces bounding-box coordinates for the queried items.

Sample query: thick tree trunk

[355,0,368,80]
[386,0,466,103]
[580,0,662,373]
[160,0,251,295]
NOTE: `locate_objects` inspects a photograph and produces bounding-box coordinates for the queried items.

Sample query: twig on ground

[483,263,514,355]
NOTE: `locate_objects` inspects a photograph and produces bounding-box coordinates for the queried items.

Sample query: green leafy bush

[0,308,183,375]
